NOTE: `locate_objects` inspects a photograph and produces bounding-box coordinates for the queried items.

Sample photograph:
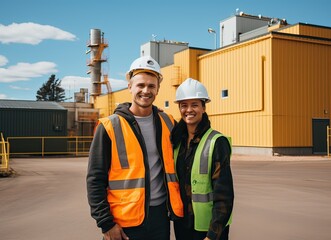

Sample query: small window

[164,101,169,108]
[221,89,228,99]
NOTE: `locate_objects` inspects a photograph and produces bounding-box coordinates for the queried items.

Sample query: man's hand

[103,224,129,240]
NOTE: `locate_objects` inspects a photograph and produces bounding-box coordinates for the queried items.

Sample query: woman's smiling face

[179,99,205,127]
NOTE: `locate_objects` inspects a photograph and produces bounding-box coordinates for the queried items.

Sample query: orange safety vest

[98,112,183,227]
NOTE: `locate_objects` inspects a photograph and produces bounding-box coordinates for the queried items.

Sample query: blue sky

[1,0,330,101]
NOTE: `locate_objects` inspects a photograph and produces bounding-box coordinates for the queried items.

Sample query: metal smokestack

[86,29,108,98]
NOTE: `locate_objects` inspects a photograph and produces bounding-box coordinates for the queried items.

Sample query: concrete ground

[0,154,330,240]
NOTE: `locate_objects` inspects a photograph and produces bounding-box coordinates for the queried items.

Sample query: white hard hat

[175,78,211,103]
[126,56,163,82]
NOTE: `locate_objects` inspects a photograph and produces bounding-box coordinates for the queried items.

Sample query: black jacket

[86,103,169,233]
[171,113,234,240]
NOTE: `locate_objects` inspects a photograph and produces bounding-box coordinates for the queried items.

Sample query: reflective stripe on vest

[159,112,174,132]
[109,114,129,168]
[98,112,183,227]
[108,178,145,190]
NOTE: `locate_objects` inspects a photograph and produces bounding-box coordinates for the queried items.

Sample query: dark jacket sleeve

[86,123,115,233]
[207,136,234,240]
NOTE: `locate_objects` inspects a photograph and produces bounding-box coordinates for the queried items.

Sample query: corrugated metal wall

[0,109,67,138]
[94,94,112,118]
[278,23,331,39]
[93,88,131,118]
[199,36,273,147]
[271,33,331,147]
[155,65,179,118]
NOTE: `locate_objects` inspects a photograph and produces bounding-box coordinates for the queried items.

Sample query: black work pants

[174,218,229,240]
[123,201,170,240]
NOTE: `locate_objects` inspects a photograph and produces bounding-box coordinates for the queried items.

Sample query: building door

[312,119,330,154]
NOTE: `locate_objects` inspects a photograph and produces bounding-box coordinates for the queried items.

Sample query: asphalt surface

[0,155,330,240]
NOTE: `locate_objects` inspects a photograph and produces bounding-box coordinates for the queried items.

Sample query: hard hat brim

[174,97,211,103]
[126,69,163,82]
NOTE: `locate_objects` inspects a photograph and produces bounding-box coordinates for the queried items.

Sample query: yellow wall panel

[94,87,131,118]
[199,37,274,147]
[271,34,331,147]
[154,65,180,119]
[278,23,331,39]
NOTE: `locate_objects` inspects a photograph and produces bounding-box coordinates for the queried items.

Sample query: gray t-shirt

[135,113,166,206]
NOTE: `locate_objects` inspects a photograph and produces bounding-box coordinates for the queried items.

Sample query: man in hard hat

[87,56,183,240]
[171,78,234,240]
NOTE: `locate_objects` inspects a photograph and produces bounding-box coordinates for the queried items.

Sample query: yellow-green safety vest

[174,128,232,231]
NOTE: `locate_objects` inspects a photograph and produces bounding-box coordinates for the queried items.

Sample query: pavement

[0,155,330,240]
[232,153,330,161]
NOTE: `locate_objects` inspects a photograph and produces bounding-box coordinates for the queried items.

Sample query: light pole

[208,28,217,49]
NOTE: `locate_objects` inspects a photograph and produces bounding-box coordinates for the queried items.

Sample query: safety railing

[6,136,93,157]
[0,133,10,172]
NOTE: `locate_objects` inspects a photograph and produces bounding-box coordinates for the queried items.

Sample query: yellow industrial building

[92,13,331,156]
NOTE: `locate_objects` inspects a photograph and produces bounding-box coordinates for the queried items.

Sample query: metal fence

[6,136,93,157]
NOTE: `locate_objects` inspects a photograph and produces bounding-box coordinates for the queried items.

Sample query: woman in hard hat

[171,78,234,240]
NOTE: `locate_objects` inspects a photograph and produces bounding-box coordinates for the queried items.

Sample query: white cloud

[60,76,91,94]
[109,78,128,92]
[0,61,58,82]
[60,75,127,96]
[0,22,77,45]
[0,55,8,66]
[9,85,31,91]
[0,93,7,99]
